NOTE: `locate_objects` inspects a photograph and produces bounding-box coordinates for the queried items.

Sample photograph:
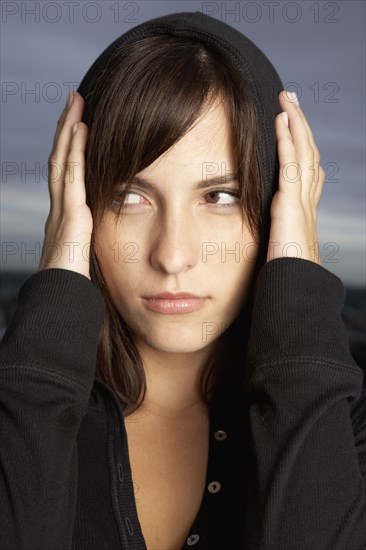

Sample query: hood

[77,10,284,274]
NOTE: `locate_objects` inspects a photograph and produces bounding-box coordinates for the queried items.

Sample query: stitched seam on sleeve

[0,363,89,392]
[252,357,363,377]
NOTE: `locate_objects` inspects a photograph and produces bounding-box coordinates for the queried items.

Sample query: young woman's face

[94,97,259,356]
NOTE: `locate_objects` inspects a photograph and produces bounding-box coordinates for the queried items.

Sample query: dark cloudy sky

[1,0,365,287]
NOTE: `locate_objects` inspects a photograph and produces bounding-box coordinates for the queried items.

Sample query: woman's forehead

[137,104,234,179]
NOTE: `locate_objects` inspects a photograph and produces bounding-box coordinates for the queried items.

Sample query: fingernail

[68,92,74,108]
[282,111,289,127]
[287,91,299,106]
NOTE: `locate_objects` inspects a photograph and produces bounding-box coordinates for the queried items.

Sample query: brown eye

[203,189,240,208]
[206,191,220,204]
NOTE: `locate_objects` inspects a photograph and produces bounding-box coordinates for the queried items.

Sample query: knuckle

[278,134,293,144]
[56,115,63,127]
[48,153,57,166]
[301,141,313,154]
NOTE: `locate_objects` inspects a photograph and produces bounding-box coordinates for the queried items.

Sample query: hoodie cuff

[0,268,105,392]
[247,257,362,373]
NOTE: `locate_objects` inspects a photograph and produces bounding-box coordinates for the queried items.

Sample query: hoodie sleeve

[0,268,105,550]
[245,257,366,550]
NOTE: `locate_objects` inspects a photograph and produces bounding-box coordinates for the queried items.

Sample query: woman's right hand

[38,91,93,280]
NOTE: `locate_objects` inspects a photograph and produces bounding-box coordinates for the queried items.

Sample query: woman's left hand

[267,90,326,265]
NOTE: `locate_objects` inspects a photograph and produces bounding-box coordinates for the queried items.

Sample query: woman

[1,11,365,550]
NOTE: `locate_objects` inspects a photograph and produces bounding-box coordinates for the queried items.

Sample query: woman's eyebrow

[126,174,239,191]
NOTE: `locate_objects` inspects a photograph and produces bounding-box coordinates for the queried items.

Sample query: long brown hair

[82,34,263,416]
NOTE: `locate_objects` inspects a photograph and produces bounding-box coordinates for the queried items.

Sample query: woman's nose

[150,211,199,274]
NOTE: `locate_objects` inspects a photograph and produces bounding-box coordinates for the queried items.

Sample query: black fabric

[1,10,366,550]
[1,260,365,549]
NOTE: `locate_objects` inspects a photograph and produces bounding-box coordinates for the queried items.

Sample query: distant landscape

[1,271,365,376]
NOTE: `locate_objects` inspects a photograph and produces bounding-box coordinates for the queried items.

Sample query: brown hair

[82,34,262,416]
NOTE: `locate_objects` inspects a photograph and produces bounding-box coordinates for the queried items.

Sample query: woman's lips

[141,292,207,314]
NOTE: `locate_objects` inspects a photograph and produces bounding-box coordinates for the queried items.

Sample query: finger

[48,99,70,210]
[314,164,326,207]
[279,92,319,203]
[50,93,72,154]
[275,111,302,200]
[48,92,85,215]
[288,97,325,203]
[282,91,321,162]
[279,92,314,173]
[63,121,88,209]
[282,92,324,205]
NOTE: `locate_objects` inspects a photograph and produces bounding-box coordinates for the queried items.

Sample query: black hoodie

[1,11,365,550]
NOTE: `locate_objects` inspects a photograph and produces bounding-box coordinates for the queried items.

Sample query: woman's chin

[134,331,217,357]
